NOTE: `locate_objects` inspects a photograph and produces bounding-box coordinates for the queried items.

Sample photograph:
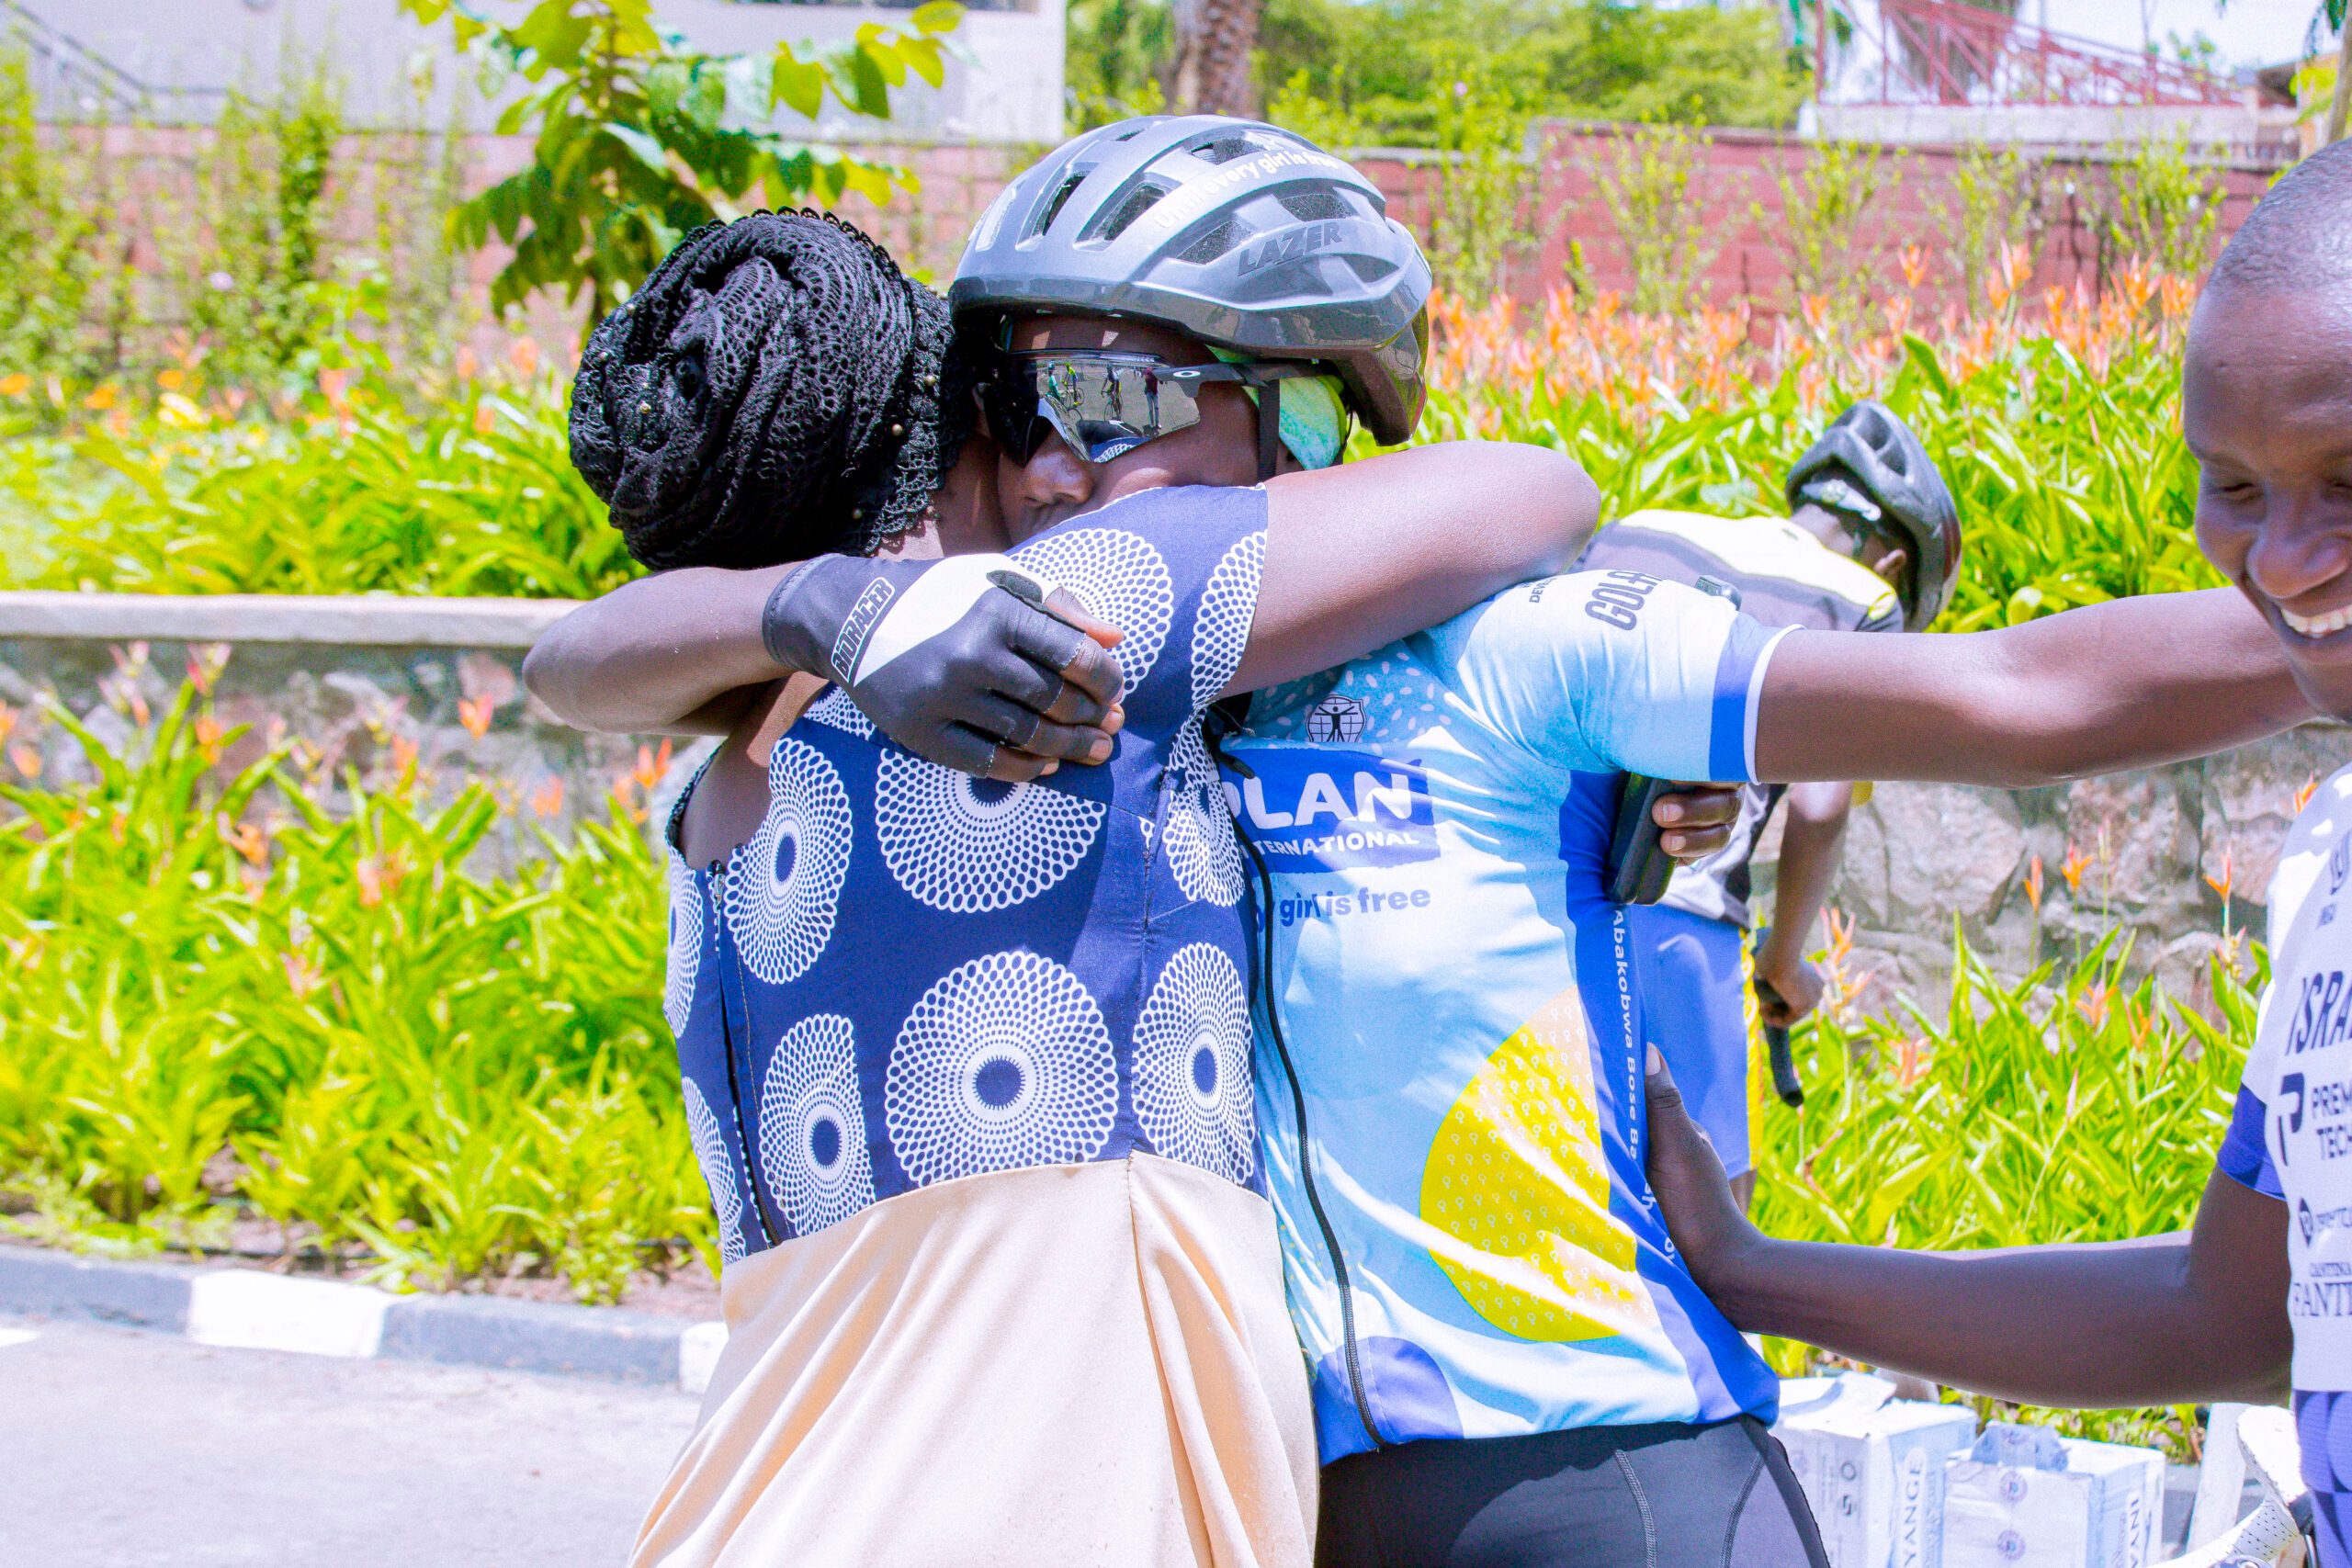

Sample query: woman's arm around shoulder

[1232,441,1599,696]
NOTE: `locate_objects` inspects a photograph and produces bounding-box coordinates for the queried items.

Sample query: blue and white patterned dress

[662,485,1271,1263]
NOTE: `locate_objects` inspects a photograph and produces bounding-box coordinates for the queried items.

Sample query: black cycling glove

[761,553,1116,777]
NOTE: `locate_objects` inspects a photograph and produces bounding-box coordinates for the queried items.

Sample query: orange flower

[157,367,186,391]
[2205,852,2235,903]
[217,813,270,867]
[83,382,119,412]
[472,400,497,435]
[2075,984,2110,1031]
[0,372,28,399]
[634,739,673,791]
[0,703,14,747]
[8,742,40,779]
[282,950,322,999]
[530,776,566,818]
[454,345,481,380]
[2060,843,2090,894]
[1897,244,1926,290]
[2295,773,2322,815]
[458,693,497,740]
[2023,854,2045,913]
[507,336,541,377]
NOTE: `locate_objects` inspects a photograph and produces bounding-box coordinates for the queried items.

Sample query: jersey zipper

[1213,724,1388,1451]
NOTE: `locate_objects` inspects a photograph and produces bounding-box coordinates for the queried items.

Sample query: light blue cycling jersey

[1219,568,1790,1462]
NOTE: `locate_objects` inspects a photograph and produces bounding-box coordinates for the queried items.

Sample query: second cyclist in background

[1575,400,1962,1205]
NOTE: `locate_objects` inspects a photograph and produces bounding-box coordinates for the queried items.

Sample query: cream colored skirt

[628,1154,1317,1568]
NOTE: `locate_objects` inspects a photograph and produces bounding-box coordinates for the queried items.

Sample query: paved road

[0,1314,698,1568]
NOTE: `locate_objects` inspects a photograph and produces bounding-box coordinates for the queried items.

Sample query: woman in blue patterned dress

[526,126,1664,1567]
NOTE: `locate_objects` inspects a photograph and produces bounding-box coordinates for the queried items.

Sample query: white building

[3,0,1066,143]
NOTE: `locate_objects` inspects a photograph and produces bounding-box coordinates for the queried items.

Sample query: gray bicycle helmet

[949,116,1432,446]
[1785,400,1964,630]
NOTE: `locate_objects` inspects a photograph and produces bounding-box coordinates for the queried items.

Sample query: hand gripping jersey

[2218,761,2352,1567]
[662,487,1269,1260]
[1220,570,1792,1462]
[1576,509,1901,929]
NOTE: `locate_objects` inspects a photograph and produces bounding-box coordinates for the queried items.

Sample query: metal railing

[1838,0,2245,108]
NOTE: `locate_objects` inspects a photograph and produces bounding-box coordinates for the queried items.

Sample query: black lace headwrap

[569,210,976,570]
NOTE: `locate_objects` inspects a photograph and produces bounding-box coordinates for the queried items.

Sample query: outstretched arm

[1753,587,2313,786]
[1233,441,1596,696]
[1644,1054,2292,1408]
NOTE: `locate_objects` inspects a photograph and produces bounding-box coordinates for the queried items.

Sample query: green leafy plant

[401,0,963,324]
[1592,118,1721,315]
[2089,130,2225,282]
[1935,142,2045,310]
[0,49,125,388]
[4,339,627,600]
[0,677,707,1298]
[1751,931,2260,1456]
[1419,66,1541,300]
[1763,136,1902,317]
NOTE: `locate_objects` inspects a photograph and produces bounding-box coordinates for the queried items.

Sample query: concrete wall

[0,591,2339,1009]
[0,592,642,875]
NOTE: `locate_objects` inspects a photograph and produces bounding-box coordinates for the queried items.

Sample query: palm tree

[1164,0,1263,116]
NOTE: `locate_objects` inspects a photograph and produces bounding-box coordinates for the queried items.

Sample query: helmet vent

[1190,135,1261,166]
[1091,181,1172,243]
[1030,171,1089,241]
[1344,254,1398,285]
[1177,217,1250,264]
[1277,188,1349,222]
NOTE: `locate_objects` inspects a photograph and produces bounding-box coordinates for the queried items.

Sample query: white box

[1943,1424,2167,1568]
[1775,1376,1981,1568]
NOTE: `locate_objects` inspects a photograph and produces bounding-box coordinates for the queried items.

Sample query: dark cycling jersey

[662,486,1268,1261]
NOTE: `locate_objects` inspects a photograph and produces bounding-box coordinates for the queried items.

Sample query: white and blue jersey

[1220,570,1791,1462]
[2217,761,2352,1567]
[662,487,1270,1262]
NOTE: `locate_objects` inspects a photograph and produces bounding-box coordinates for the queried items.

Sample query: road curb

[0,1246,722,1393]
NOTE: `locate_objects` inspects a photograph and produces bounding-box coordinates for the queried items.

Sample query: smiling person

[525,128,1657,1568]
[1642,140,2352,1568]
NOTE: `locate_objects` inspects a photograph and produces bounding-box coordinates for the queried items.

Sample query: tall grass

[1752,928,2261,1456]
[0,336,622,599]
[0,676,704,1301]
[1408,254,2218,628]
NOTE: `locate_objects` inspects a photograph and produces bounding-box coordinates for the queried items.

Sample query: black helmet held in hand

[1785,400,1963,631]
[948,116,1432,446]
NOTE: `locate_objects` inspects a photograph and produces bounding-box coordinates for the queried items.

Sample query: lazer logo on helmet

[1237,220,1356,277]
[1222,748,1439,871]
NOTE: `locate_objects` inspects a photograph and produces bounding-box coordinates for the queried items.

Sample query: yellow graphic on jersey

[1419,988,1657,1342]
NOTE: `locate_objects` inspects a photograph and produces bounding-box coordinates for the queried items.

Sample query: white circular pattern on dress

[663,849,702,1037]
[1160,722,1246,907]
[1192,530,1266,709]
[875,750,1107,913]
[724,738,854,984]
[683,1077,746,1265]
[757,1014,876,1236]
[802,686,873,739]
[1015,527,1173,689]
[885,951,1118,1185]
[1132,942,1255,1184]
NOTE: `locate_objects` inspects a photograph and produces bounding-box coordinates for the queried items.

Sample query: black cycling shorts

[1317,1416,1830,1568]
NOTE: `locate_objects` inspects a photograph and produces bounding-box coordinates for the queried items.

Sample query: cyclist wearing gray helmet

[952,116,1430,515]
[527,152,1636,1567]
[1577,400,1963,1210]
